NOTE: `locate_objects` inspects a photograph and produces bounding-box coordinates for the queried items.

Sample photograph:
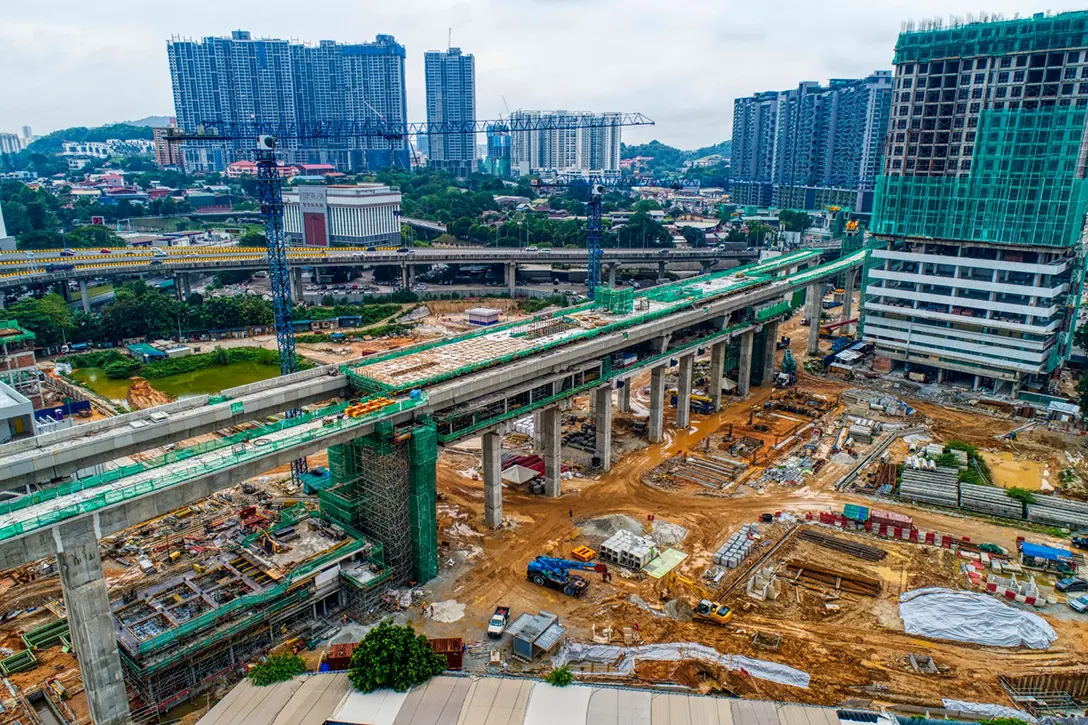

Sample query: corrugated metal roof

[456,677,533,725]
[393,676,471,725]
[506,611,558,643]
[333,687,409,725]
[652,692,733,724]
[587,688,652,724]
[777,705,839,725]
[523,682,593,725]
[533,621,566,651]
[197,677,305,725]
[272,673,352,725]
[731,699,780,725]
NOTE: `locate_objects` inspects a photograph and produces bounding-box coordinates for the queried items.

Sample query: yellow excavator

[661,572,734,625]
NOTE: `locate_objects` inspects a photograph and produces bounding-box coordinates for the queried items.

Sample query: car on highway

[1056,576,1087,593]
[540,248,551,254]
[1069,594,1088,613]
[149,260,163,265]
[60,249,75,257]
[525,246,538,252]
[99,249,112,254]
[397,247,411,253]
[366,246,376,252]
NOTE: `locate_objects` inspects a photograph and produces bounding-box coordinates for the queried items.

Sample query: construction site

[1,248,1088,725]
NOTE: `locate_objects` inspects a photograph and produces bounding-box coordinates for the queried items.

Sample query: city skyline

[1,0,1056,148]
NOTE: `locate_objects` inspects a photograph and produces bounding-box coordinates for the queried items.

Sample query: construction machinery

[526,555,608,597]
[166,113,653,482]
[669,391,714,415]
[776,350,797,388]
[661,572,733,625]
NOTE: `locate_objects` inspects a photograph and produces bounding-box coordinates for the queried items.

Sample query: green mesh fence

[595,285,634,315]
[893,12,1088,64]
[408,421,439,583]
[0,320,35,345]
[872,106,1088,248]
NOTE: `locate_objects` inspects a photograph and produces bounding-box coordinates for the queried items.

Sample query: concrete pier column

[807,283,822,355]
[291,267,305,302]
[762,320,779,386]
[658,260,666,280]
[58,281,71,303]
[482,430,503,528]
[649,365,666,443]
[79,279,91,314]
[400,263,409,289]
[408,264,416,288]
[618,381,631,413]
[541,406,562,497]
[676,353,694,429]
[607,264,617,286]
[57,519,130,725]
[0,293,5,309]
[737,329,754,397]
[709,340,726,411]
[174,273,185,301]
[507,262,517,296]
[593,385,613,472]
[841,268,856,331]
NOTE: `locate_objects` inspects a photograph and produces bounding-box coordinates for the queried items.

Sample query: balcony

[871,248,1069,276]
[867,268,1067,298]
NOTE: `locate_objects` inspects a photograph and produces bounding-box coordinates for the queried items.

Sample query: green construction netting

[872,106,1088,248]
[894,12,1088,64]
[595,285,634,315]
[408,421,439,583]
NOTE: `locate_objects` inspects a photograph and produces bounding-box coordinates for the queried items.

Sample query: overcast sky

[1,0,1061,149]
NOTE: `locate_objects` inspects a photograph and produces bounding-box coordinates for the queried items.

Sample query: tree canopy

[347,622,446,693]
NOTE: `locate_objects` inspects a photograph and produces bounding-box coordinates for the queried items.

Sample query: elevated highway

[0,245,756,294]
[0,247,862,721]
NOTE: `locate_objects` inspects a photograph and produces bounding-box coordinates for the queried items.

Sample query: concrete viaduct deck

[0,247,862,725]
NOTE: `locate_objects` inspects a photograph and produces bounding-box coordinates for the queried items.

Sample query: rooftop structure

[860,11,1088,395]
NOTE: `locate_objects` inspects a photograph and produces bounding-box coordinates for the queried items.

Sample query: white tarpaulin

[899,588,1057,649]
[502,465,539,484]
[943,699,1038,723]
[551,642,810,689]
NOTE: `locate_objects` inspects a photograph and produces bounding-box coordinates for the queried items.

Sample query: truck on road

[487,606,510,638]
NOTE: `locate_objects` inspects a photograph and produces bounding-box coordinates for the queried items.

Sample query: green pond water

[70,361,280,401]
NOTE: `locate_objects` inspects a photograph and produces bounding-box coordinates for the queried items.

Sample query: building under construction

[113,506,389,713]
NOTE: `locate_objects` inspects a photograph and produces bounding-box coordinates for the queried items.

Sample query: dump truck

[487,606,510,638]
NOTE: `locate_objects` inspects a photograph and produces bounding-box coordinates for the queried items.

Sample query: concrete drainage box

[599,530,657,569]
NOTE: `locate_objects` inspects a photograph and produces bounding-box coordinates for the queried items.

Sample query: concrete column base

[594,386,612,472]
[649,366,665,443]
[807,283,822,355]
[676,353,693,429]
[58,519,130,725]
[482,431,503,528]
[541,406,562,497]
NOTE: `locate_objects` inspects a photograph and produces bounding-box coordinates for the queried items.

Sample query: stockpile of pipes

[713,524,758,568]
[899,465,960,508]
[763,456,815,486]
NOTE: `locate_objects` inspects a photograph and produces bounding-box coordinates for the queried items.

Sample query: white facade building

[282,184,402,247]
[510,111,622,175]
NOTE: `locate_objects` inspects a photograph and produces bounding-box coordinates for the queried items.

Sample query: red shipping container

[869,509,913,528]
[429,637,464,671]
[326,643,358,671]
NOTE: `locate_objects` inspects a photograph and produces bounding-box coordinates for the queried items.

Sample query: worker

[569,508,573,519]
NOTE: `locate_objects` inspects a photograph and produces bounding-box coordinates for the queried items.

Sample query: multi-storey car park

[0,248,861,722]
[860,11,1088,396]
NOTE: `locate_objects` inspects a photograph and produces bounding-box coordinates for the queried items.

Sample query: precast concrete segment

[594,385,613,472]
[482,431,503,529]
[541,406,562,497]
[737,330,754,397]
[762,320,779,387]
[676,353,693,429]
[57,518,130,725]
[649,366,665,444]
[807,283,822,355]
[708,340,726,411]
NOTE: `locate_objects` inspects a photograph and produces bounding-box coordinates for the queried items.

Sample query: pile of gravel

[651,520,688,547]
[579,514,644,539]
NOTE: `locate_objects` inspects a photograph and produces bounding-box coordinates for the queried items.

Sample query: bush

[1006,487,1037,505]
[61,349,128,369]
[248,653,307,686]
[103,358,142,379]
[347,622,446,693]
[141,346,281,379]
[545,665,574,687]
[935,452,959,468]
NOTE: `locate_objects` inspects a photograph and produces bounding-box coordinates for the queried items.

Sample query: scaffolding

[319,419,439,585]
[895,12,1088,64]
[872,106,1088,248]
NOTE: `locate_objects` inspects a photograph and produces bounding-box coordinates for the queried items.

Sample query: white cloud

[0,0,1056,147]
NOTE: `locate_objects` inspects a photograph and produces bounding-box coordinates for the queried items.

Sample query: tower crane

[166,113,652,482]
[530,174,699,299]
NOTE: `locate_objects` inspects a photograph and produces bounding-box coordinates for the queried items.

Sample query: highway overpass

[0,247,861,722]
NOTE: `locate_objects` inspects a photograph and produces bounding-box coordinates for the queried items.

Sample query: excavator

[660,572,733,625]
